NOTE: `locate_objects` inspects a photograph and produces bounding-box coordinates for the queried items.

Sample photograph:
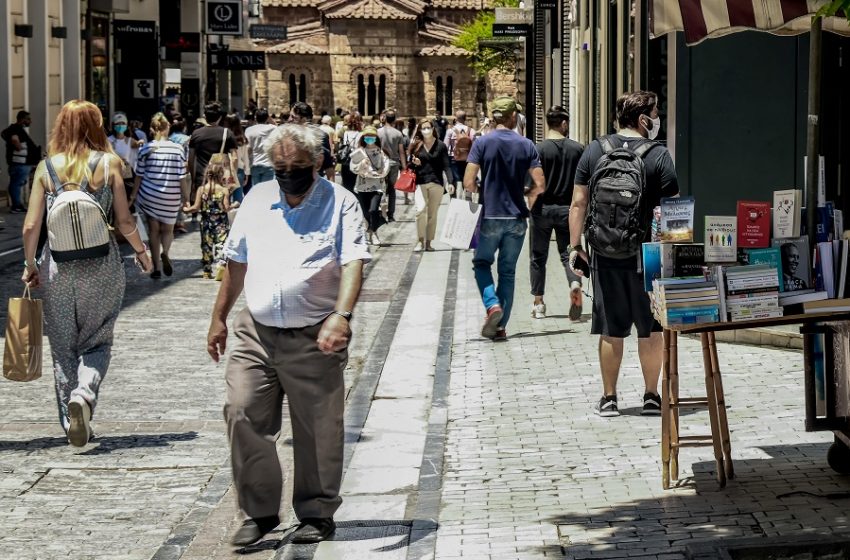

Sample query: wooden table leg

[701,332,727,488]
[707,331,734,480]
[670,331,680,481]
[661,329,672,490]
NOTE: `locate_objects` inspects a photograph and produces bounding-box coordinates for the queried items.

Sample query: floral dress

[200,188,230,274]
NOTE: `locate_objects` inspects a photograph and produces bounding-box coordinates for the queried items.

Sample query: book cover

[772,235,812,292]
[660,196,695,242]
[704,216,737,262]
[773,189,801,239]
[671,243,705,277]
[834,209,844,241]
[815,241,836,298]
[800,204,834,243]
[641,243,662,292]
[744,247,784,293]
[778,289,827,306]
[736,201,771,248]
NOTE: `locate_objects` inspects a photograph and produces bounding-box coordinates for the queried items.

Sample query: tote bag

[394,169,416,193]
[3,285,43,382]
[439,193,482,249]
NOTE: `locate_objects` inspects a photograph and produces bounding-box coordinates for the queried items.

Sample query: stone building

[256,0,516,121]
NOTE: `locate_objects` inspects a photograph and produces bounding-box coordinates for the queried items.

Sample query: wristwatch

[332,310,353,321]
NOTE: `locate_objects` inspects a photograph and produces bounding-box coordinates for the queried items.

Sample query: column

[27,0,49,150]
[181,0,203,122]
[62,0,82,101]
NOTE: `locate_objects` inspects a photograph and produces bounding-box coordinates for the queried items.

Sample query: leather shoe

[231,516,280,547]
[290,517,335,544]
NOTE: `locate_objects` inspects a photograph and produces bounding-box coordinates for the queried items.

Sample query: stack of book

[723,264,783,321]
[652,277,720,327]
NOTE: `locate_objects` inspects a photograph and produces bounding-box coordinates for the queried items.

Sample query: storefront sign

[206,0,243,36]
[495,7,533,24]
[249,25,287,40]
[536,0,558,9]
[133,79,155,99]
[113,20,156,38]
[209,51,266,70]
[493,24,531,37]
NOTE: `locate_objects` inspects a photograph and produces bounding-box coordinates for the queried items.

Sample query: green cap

[362,125,378,136]
[490,96,518,117]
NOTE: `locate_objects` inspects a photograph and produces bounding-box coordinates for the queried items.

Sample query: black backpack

[585,137,657,259]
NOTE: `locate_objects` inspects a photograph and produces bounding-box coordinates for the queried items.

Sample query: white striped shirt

[134,140,187,223]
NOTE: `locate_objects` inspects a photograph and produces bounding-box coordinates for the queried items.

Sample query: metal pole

[525,33,535,140]
[806,16,822,254]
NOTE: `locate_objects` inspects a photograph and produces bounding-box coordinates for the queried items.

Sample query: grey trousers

[224,308,347,520]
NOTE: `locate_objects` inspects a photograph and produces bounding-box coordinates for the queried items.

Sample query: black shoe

[290,517,335,544]
[642,392,662,416]
[10,206,27,214]
[150,270,161,279]
[387,216,395,222]
[595,395,619,417]
[231,516,280,547]
[161,254,173,277]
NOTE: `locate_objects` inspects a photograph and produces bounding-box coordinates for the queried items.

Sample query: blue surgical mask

[114,124,128,134]
[364,136,376,145]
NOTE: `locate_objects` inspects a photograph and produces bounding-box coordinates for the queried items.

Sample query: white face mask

[421,128,433,138]
[643,115,661,140]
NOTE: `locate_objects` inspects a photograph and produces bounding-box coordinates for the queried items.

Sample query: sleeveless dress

[40,153,126,434]
[200,188,230,274]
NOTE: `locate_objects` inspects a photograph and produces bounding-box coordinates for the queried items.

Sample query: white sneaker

[414,241,424,252]
[532,302,546,319]
[372,231,382,246]
[67,396,91,447]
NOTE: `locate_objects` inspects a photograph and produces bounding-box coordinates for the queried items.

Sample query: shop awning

[650,0,850,45]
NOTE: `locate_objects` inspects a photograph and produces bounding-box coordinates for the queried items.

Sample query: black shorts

[590,254,662,338]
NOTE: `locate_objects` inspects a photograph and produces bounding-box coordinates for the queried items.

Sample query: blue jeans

[472,218,528,329]
[251,165,274,189]
[231,169,246,203]
[8,164,31,208]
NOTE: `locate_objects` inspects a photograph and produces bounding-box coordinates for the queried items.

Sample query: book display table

[661,312,850,490]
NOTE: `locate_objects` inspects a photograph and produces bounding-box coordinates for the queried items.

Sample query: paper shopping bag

[3,285,43,382]
[439,197,482,249]
[135,212,149,243]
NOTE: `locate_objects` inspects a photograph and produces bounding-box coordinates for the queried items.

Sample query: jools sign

[209,51,266,71]
[206,0,242,35]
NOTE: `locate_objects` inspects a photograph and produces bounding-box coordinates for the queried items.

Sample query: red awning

[650,0,850,45]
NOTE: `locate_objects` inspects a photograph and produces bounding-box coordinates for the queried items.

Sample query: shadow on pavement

[538,442,850,559]
[236,519,437,556]
[511,329,577,339]
[81,431,199,455]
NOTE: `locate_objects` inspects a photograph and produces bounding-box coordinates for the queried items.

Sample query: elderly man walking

[207,124,371,547]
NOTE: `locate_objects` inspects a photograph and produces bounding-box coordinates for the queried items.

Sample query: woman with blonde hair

[130,112,188,278]
[21,99,153,447]
[183,154,231,279]
[408,118,452,251]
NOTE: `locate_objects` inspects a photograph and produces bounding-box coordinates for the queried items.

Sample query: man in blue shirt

[463,96,545,341]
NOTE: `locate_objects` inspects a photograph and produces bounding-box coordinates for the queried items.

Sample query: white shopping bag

[135,212,149,243]
[439,193,482,249]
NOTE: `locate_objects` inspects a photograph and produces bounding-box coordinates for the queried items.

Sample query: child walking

[183,154,231,279]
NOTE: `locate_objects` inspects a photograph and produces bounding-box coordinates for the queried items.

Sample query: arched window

[357,74,366,114]
[288,73,308,105]
[435,74,454,115]
[355,71,389,116]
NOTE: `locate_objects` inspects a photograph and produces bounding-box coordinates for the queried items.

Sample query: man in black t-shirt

[2,110,40,212]
[188,102,238,197]
[529,106,585,321]
[568,91,679,418]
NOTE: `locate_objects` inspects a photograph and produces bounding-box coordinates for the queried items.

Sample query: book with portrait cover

[737,201,771,248]
[772,235,811,292]
[660,196,695,242]
[704,216,737,262]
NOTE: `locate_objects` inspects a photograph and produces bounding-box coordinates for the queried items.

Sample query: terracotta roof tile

[266,41,329,55]
[324,0,420,19]
[417,44,469,56]
[261,0,316,6]
[429,0,490,8]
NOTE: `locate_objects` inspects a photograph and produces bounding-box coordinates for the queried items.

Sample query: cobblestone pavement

[1,196,849,560]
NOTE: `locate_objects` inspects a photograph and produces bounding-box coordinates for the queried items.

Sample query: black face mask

[276,166,315,196]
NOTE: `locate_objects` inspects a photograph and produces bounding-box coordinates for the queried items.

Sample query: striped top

[134,140,187,224]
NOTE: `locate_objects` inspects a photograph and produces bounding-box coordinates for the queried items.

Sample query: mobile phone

[572,252,591,278]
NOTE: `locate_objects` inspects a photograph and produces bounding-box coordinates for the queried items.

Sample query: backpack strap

[599,137,617,154]
[44,158,63,194]
[219,128,228,154]
[80,152,105,192]
[632,140,659,159]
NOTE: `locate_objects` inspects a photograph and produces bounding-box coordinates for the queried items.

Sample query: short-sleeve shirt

[222,177,372,329]
[534,137,584,210]
[575,133,679,267]
[377,125,404,163]
[244,123,276,168]
[466,129,541,219]
[134,140,187,188]
[189,125,237,186]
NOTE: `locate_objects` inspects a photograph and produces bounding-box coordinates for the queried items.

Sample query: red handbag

[394,168,417,193]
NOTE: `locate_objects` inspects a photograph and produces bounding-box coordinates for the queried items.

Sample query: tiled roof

[261,0,316,6]
[266,41,329,55]
[417,44,469,56]
[323,0,419,19]
[429,0,490,8]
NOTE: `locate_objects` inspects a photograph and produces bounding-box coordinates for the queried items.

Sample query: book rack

[661,312,850,489]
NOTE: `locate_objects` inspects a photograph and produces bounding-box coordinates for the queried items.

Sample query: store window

[288,73,307,106]
[435,75,453,115]
[356,72,387,116]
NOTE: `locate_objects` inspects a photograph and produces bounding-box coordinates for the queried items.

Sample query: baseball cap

[111,112,128,125]
[490,96,518,118]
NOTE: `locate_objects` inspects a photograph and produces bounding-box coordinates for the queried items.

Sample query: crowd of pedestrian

[8,88,676,548]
